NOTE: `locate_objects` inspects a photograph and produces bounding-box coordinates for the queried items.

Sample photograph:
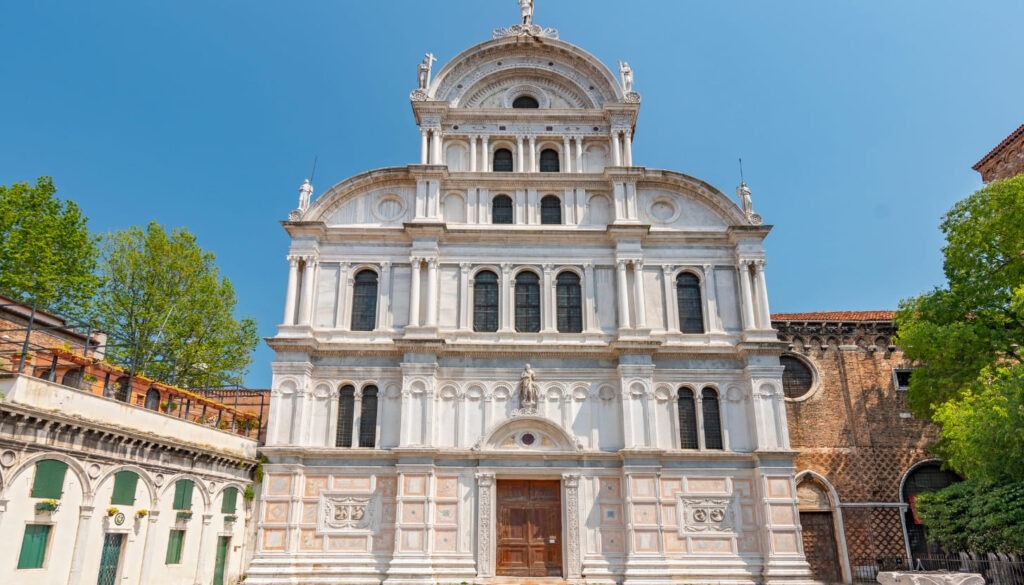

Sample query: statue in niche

[519,0,534,25]
[519,363,538,408]
[417,53,437,90]
[618,61,634,93]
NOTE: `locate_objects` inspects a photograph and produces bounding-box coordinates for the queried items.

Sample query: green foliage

[0,177,99,314]
[93,222,259,388]
[243,485,255,501]
[896,175,1024,481]
[915,477,1024,554]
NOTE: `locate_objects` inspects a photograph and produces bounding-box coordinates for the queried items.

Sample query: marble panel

[299,529,324,551]
[436,476,459,498]
[264,502,290,524]
[435,503,458,525]
[305,476,329,497]
[687,477,728,494]
[772,531,800,554]
[314,264,340,328]
[631,503,658,525]
[334,476,372,492]
[691,536,734,554]
[767,477,793,498]
[633,530,659,553]
[769,503,795,525]
[401,529,425,552]
[401,502,427,523]
[262,529,287,551]
[601,530,626,554]
[403,475,427,496]
[328,536,369,551]
[267,474,292,496]
[434,528,458,552]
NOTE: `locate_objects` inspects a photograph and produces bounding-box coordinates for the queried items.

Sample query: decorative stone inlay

[563,474,582,579]
[476,473,495,577]
[317,492,381,535]
[677,495,736,535]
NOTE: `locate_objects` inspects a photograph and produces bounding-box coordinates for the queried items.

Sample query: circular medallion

[520,433,536,446]
[114,512,126,526]
[0,450,17,467]
[373,195,407,222]
[87,463,102,479]
[648,197,680,224]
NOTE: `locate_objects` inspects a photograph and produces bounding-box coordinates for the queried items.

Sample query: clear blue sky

[2,1,1021,388]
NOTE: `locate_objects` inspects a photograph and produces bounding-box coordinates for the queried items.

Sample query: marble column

[482,135,490,171]
[476,473,496,578]
[562,136,572,172]
[623,130,634,166]
[459,263,472,330]
[426,258,439,327]
[583,263,597,332]
[469,136,478,172]
[661,265,678,331]
[297,257,317,325]
[500,264,513,332]
[192,513,215,584]
[632,260,647,329]
[611,130,622,166]
[542,264,555,332]
[616,260,630,329]
[516,135,525,172]
[737,261,757,332]
[420,129,429,164]
[574,136,584,173]
[137,511,161,584]
[283,255,300,325]
[703,264,724,333]
[430,129,442,165]
[528,135,537,172]
[336,263,351,330]
[378,261,392,329]
[753,260,772,329]
[408,258,422,328]
[66,505,96,585]
[562,474,583,579]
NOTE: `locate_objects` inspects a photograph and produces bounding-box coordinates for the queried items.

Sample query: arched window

[702,387,723,449]
[540,195,562,224]
[781,355,814,399]
[111,470,140,506]
[114,376,130,402]
[678,388,698,449]
[61,368,83,389]
[492,194,514,224]
[493,148,514,172]
[514,271,541,333]
[336,385,355,447]
[351,270,378,331]
[676,272,705,333]
[144,387,160,411]
[358,386,378,448]
[473,270,499,332]
[556,272,582,333]
[512,95,539,108]
[540,149,560,172]
[902,462,961,559]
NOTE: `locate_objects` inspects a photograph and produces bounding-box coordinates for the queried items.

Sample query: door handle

[548,536,557,544]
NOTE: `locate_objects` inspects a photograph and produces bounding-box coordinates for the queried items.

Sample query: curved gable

[638,170,749,229]
[298,168,416,227]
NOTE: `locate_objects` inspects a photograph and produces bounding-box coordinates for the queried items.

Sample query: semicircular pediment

[461,71,592,109]
[637,170,750,229]
[476,415,582,453]
[298,168,417,226]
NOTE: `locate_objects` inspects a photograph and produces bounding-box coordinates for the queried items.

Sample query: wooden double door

[496,480,563,577]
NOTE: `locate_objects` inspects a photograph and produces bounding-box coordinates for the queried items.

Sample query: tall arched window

[540,195,562,224]
[512,95,539,108]
[676,272,705,333]
[473,270,499,332]
[540,148,560,172]
[351,270,378,331]
[492,194,513,224]
[702,387,723,449]
[514,271,541,333]
[556,272,582,333]
[493,148,513,172]
[678,388,698,449]
[144,387,160,411]
[358,386,378,448]
[336,385,355,447]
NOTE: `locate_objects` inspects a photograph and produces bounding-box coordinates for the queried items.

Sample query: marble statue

[298,179,313,211]
[519,0,534,25]
[737,182,753,216]
[417,53,437,90]
[519,363,538,407]
[619,61,634,93]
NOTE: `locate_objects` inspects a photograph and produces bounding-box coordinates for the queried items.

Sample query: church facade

[250,8,812,585]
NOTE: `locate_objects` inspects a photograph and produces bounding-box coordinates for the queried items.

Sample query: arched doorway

[901,461,960,562]
[144,387,160,411]
[797,473,848,583]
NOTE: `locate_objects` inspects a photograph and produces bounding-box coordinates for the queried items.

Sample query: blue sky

[2,1,1021,388]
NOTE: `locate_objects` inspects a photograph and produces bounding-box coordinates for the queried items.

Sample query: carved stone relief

[677,495,736,535]
[317,492,382,535]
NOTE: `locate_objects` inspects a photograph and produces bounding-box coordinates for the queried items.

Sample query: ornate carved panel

[677,495,736,535]
[316,492,382,535]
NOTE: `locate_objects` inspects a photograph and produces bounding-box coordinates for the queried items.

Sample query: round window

[780,355,814,399]
[520,432,536,446]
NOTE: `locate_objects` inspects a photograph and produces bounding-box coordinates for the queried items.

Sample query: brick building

[973,122,1024,182]
[773,311,958,583]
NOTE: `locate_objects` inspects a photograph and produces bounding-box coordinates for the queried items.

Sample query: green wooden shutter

[221,487,238,514]
[31,460,68,499]
[17,524,51,569]
[172,479,194,510]
[110,471,139,506]
[165,529,185,564]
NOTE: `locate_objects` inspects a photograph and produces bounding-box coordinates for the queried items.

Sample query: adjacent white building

[252,7,812,584]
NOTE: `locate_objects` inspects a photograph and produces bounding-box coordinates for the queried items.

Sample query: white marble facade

[249,10,812,585]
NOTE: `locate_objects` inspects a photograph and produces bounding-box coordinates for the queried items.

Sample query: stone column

[562,474,583,579]
[500,264,513,332]
[662,265,678,331]
[616,260,630,330]
[408,257,422,328]
[283,255,300,325]
[336,263,351,330]
[632,261,648,329]
[623,130,634,166]
[482,135,490,171]
[425,259,439,327]
[420,129,429,164]
[737,261,757,332]
[563,136,572,172]
[66,505,96,585]
[476,473,496,578]
[516,135,525,172]
[575,136,584,173]
[528,135,537,172]
[192,513,215,584]
[459,263,472,330]
[703,264,724,333]
[297,256,317,325]
[611,130,622,166]
[430,129,442,165]
[542,264,555,332]
[583,263,597,333]
[469,136,478,172]
[753,260,772,330]
[377,262,392,330]
[137,511,161,584]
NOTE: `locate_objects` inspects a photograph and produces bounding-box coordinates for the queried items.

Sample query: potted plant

[107,507,120,516]
[35,499,59,512]
[136,509,149,519]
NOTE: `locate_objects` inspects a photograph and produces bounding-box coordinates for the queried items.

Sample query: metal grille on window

[336,385,355,447]
[702,387,723,449]
[473,270,499,332]
[676,272,705,333]
[556,272,582,333]
[492,194,514,224]
[678,388,698,449]
[515,271,541,333]
[781,356,814,399]
[540,148,560,172]
[493,148,513,172]
[358,386,378,447]
[540,195,562,224]
[350,270,378,331]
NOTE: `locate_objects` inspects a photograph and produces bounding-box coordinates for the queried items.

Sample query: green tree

[93,222,258,388]
[0,177,99,314]
[896,175,1024,482]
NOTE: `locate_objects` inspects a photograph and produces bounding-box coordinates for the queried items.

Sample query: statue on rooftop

[519,0,534,25]
[417,53,437,90]
[298,179,313,211]
[619,61,634,93]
